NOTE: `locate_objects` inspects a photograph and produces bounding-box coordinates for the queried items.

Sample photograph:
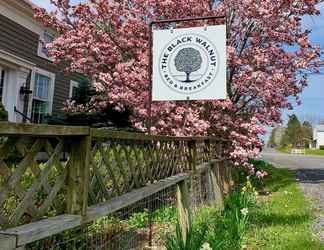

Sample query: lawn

[305,149,324,156]
[165,160,323,250]
[246,161,324,250]
[277,147,324,156]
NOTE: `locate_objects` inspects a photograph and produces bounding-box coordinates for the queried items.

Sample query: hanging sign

[152,25,227,101]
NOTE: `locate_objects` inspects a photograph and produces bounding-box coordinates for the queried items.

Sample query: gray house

[0,0,80,123]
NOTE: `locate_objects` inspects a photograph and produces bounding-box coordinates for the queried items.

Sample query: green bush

[128,209,149,229]
[127,206,177,230]
[0,103,8,121]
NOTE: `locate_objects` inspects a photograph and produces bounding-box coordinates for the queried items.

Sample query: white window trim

[31,68,55,115]
[69,80,79,98]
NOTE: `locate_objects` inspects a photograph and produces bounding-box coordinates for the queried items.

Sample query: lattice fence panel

[196,140,211,165]
[0,136,70,229]
[88,138,191,205]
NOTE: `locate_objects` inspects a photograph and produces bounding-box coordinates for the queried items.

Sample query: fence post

[208,162,225,208]
[0,235,16,250]
[204,139,211,162]
[176,180,191,242]
[188,140,197,170]
[67,135,91,215]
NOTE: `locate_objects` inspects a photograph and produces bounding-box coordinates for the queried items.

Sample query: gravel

[297,170,324,242]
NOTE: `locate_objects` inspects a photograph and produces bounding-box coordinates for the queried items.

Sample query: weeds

[166,181,257,250]
[166,223,208,250]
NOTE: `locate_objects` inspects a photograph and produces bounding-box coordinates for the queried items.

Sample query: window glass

[31,99,48,124]
[32,73,52,123]
[71,86,78,99]
[69,80,79,99]
[44,31,54,44]
[40,31,54,58]
[34,74,50,100]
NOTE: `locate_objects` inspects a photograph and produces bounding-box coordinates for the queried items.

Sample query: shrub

[0,103,8,121]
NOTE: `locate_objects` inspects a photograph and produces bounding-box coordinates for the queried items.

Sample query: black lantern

[19,86,33,96]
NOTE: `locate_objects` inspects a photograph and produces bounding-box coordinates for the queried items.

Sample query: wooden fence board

[0,234,16,250]
[84,173,189,223]
[0,215,82,247]
[0,122,89,136]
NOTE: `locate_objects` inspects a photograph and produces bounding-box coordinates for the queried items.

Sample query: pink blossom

[34,0,321,168]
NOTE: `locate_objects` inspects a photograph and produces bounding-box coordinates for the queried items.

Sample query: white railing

[291,148,306,155]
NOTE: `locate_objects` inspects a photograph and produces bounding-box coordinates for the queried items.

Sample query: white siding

[317,131,324,149]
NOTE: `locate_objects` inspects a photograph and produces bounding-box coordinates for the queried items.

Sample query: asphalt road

[261,148,324,182]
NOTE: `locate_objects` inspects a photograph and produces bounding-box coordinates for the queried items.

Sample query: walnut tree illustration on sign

[174,47,203,83]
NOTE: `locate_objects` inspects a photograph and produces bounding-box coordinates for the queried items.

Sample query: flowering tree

[34,0,321,167]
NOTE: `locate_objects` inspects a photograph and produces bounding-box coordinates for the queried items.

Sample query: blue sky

[31,0,84,10]
[284,3,324,125]
[32,0,324,129]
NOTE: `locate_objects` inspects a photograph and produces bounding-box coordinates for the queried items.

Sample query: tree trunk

[185,72,190,82]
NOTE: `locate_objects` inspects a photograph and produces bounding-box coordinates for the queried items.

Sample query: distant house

[313,125,324,149]
[0,0,80,123]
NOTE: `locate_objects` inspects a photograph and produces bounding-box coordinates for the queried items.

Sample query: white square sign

[152,25,227,101]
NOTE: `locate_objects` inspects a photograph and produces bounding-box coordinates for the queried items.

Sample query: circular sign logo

[159,33,219,95]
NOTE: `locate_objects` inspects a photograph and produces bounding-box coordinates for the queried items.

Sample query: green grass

[305,149,324,156]
[246,161,324,250]
[276,147,324,156]
[276,147,291,154]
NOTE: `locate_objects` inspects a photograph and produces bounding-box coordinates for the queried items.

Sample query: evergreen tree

[301,121,313,147]
[268,128,277,147]
[282,114,302,147]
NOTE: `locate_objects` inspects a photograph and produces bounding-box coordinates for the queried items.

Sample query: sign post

[148,16,226,133]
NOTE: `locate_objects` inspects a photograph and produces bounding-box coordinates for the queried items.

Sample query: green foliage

[281,114,302,147]
[128,209,149,229]
[280,114,313,148]
[301,121,313,147]
[127,206,177,230]
[71,78,96,105]
[166,222,208,250]
[238,160,267,190]
[268,128,277,147]
[245,161,324,250]
[154,206,177,224]
[219,188,256,249]
[0,103,8,121]
[166,183,257,250]
[277,147,324,156]
[45,78,133,128]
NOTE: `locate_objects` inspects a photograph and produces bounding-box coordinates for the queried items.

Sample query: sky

[31,0,324,132]
[30,0,84,11]
[285,3,324,125]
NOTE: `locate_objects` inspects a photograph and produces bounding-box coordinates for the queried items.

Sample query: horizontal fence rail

[0,122,234,250]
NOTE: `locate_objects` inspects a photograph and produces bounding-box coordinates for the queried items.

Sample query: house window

[69,80,79,99]
[31,71,54,123]
[38,31,54,59]
[0,69,5,104]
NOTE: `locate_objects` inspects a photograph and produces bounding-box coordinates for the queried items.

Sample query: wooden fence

[0,122,234,250]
